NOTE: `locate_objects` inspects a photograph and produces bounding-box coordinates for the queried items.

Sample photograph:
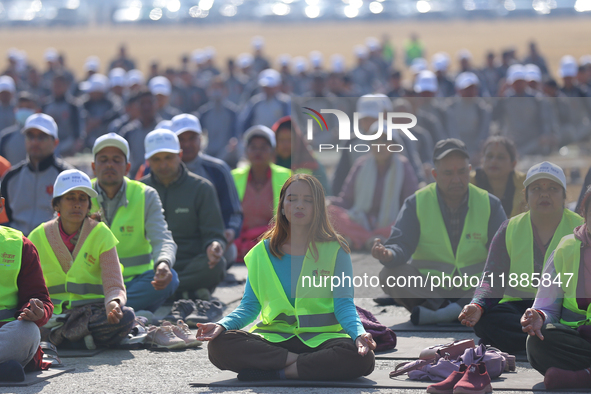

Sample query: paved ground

[3,253,580,394]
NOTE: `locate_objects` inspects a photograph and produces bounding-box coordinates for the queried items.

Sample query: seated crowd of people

[2,37,591,390]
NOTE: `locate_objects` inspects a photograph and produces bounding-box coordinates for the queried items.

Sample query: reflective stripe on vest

[245,240,350,347]
[91,178,153,281]
[553,235,591,327]
[0,226,24,322]
[0,309,17,321]
[28,220,118,315]
[502,209,583,303]
[232,163,292,213]
[412,183,490,290]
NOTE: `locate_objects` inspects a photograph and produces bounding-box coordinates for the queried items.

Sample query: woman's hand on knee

[355,332,377,356]
[521,308,544,340]
[458,304,482,327]
[196,323,225,341]
[106,300,123,325]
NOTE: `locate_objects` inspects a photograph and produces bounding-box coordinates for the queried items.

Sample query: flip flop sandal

[40,341,63,368]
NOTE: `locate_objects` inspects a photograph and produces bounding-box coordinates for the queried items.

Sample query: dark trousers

[175,254,226,294]
[208,330,375,381]
[473,300,531,353]
[527,323,591,374]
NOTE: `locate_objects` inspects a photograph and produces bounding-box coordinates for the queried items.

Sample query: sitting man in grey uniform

[1,113,72,235]
[170,113,243,267]
[141,128,227,302]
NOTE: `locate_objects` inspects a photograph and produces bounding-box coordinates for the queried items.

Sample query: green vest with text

[0,226,23,322]
[245,240,351,348]
[232,163,292,214]
[503,209,583,303]
[552,234,591,327]
[412,183,490,288]
[90,178,153,282]
[28,222,118,315]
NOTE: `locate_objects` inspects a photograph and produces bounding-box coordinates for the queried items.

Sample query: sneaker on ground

[146,325,187,350]
[453,362,493,394]
[120,317,149,347]
[163,299,196,323]
[185,300,224,327]
[162,320,203,348]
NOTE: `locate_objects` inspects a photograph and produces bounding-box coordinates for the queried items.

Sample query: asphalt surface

[3,253,581,394]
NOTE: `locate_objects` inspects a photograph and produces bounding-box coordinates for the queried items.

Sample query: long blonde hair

[262,173,350,260]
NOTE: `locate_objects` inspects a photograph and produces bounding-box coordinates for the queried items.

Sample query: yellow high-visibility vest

[91,178,153,281]
[0,226,23,322]
[502,209,583,303]
[232,163,291,214]
[412,183,490,289]
[29,221,118,314]
[246,240,351,348]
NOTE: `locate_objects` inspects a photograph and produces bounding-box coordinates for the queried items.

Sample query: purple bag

[406,344,508,382]
[356,306,397,351]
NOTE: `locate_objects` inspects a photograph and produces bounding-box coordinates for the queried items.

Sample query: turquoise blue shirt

[218,240,365,340]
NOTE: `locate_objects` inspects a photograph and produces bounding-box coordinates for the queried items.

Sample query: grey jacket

[1,155,73,235]
[93,178,177,268]
[141,163,226,261]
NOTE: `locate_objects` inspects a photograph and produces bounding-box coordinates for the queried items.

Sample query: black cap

[433,138,469,161]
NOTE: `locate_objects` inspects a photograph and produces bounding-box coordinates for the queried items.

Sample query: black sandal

[40,341,63,368]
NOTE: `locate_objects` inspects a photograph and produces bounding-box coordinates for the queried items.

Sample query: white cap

[580,55,591,67]
[365,37,380,52]
[354,45,368,59]
[22,114,58,139]
[331,54,345,73]
[559,55,578,78]
[204,46,216,60]
[414,70,438,93]
[252,36,264,50]
[457,49,472,60]
[171,113,202,135]
[309,51,323,68]
[293,56,307,73]
[356,94,393,120]
[109,68,127,87]
[126,69,145,87]
[53,169,98,199]
[144,129,181,159]
[431,52,450,72]
[80,74,110,93]
[506,64,526,84]
[149,76,172,96]
[409,57,428,74]
[44,48,58,62]
[84,56,100,72]
[92,132,130,161]
[192,49,206,65]
[237,53,253,69]
[277,54,291,67]
[258,69,281,87]
[455,71,480,90]
[525,64,542,82]
[0,76,16,93]
[524,161,567,190]
[156,120,173,130]
[244,125,276,148]
[7,48,19,61]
